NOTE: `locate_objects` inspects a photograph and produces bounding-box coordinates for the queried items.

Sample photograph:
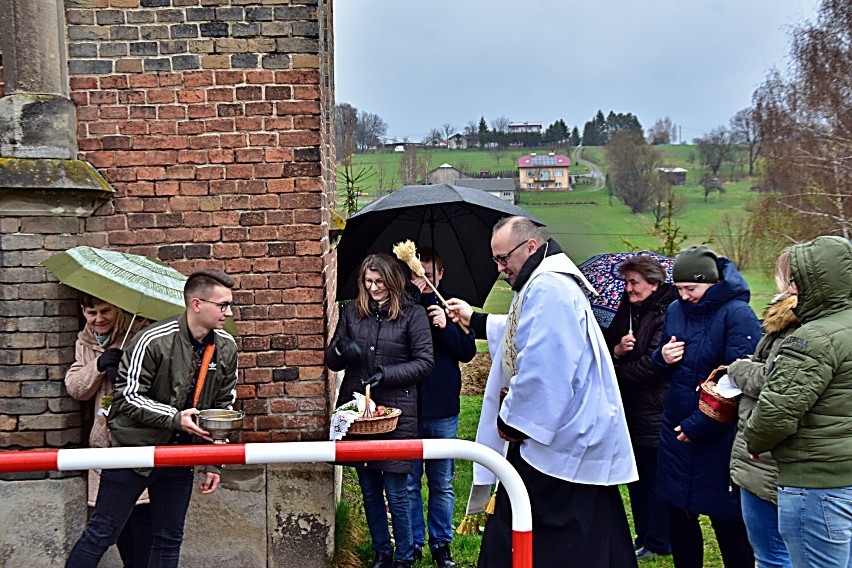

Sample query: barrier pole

[0,439,532,568]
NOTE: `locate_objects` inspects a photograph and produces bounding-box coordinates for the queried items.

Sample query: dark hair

[356,253,406,320]
[183,269,235,305]
[493,216,548,242]
[418,246,443,272]
[78,291,108,309]
[617,256,667,286]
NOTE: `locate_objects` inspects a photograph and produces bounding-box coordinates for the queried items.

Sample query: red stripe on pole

[512,530,533,568]
[335,439,423,462]
[153,444,247,467]
[0,449,59,473]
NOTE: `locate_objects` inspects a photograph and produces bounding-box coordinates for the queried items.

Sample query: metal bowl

[198,409,244,441]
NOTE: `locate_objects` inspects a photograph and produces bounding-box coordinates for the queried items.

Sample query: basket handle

[697,365,728,391]
[362,383,373,418]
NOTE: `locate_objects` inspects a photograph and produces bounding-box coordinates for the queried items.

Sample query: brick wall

[1,0,335,451]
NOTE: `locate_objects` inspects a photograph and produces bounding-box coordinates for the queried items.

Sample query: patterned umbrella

[43,246,237,335]
[578,250,674,330]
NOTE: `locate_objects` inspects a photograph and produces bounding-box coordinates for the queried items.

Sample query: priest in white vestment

[447,216,638,568]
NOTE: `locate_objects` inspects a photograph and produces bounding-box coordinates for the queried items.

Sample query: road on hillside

[571,145,605,191]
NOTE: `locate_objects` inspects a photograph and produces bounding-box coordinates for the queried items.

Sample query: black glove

[97,348,123,373]
[361,370,384,389]
[334,337,363,364]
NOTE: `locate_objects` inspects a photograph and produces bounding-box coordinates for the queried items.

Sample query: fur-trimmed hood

[762,293,799,336]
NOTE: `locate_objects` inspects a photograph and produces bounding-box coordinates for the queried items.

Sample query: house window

[554,170,563,177]
[539,171,550,180]
[555,182,562,188]
[526,171,535,178]
[527,183,535,189]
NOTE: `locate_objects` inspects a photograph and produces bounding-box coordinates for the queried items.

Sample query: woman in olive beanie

[651,245,761,568]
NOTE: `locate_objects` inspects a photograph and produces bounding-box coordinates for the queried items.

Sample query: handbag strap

[192,343,216,408]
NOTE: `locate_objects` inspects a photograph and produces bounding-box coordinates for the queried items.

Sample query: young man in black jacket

[405,248,476,568]
[66,269,239,568]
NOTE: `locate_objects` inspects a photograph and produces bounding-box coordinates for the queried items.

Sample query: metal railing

[1,438,533,567]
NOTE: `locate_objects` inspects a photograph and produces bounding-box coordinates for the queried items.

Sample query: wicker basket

[697,365,738,423]
[347,408,402,435]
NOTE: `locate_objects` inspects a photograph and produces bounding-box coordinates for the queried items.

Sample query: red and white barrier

[1,439,533,567]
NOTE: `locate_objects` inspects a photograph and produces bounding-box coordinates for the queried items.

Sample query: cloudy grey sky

[333,0,819,143]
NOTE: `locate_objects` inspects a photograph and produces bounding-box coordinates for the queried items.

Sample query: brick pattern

[0,0,335,451]
[0,219,85,458]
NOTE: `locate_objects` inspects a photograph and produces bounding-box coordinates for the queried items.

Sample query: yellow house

[517,152,571,190]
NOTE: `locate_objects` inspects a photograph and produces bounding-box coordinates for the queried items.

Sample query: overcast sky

[333,0,820,143]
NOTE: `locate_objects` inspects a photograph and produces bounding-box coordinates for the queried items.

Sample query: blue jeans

[358,468,415,561]
[406,415,458,550]
[66,467,195,568]
[626,445,670,554]
[740,488,791,568]
[778,485,852,568]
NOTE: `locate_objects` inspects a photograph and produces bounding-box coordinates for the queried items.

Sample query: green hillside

[337,145,776,314]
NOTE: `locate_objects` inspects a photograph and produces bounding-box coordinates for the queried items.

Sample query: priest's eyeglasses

[198,298,236,313]
[492,240,529,266]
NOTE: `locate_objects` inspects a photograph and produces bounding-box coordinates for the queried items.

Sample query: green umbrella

[43,246,238,336]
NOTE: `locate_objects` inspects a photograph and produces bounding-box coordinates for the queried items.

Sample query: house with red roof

[517,152,571,190]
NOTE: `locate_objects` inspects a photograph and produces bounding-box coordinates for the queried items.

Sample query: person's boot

[370,551,394,568]
[392,561,413,568]
[431,544,458,568]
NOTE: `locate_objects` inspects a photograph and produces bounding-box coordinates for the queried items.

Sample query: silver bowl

[198,409,244,442]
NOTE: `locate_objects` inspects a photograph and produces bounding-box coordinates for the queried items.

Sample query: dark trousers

[116,504,153,568]
[66,467,195,568]
[668,506,754,568]
[627,445,670,554]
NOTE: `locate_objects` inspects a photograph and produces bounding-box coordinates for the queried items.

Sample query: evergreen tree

[571,126,581,146]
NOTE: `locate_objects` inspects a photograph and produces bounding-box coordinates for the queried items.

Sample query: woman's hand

[661,336,685,364]
[675,425,691,443]
[614,333,636,358]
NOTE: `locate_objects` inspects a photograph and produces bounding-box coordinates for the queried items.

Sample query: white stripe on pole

[422,439,533,532]
[57,446,155,471]
[245,442,336,465]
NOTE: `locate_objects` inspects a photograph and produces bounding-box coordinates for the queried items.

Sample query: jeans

[778,485,852,568]
[406,415,458,551]
[116,504,153,568]
[358,468,415,562]
[627,445,670,554]
[740,488,791,568]
[66,467,195,568]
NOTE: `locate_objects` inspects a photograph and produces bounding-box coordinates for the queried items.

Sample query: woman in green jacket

[745,236,852,568]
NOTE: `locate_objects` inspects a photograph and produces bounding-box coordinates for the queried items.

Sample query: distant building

[508,121,542,134]
[448,133,469,149]
[517,152,571,190]
[422,163,464,185]
[659,167,688,185]
[454,178,517,204]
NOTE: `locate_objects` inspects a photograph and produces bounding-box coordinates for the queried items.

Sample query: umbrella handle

[119,314,137,349]
[423,279,470,335]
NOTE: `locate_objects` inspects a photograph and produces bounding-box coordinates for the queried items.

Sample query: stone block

[48,397,82,413]
[21,381,64,398]
[0,234,43,251]
[181,465,267,566]
[267,463,334,568]
[170,23,199,38]
[46,428,82,446]
[143,58,172,72]
[0,365,46,381]
[0,398,48,414]
[20,412,80,430]
[0,477,87,568]
[68,59,113,75]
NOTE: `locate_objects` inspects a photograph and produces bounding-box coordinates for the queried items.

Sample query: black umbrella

[336,184,542,305]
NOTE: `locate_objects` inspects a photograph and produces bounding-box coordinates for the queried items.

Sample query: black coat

[327,297,433,474]
[603,284,674,447]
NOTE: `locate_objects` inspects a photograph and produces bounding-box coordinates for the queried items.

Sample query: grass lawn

[337,396,726,567]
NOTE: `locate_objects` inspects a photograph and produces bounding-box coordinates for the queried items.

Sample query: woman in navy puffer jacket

[651,245,761,568]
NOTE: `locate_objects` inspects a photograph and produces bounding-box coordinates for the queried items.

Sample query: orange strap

[192,343,216,408]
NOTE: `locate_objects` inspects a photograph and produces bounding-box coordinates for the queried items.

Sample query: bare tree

[750,0,852,242]
[398,146,429,185]
[729,108,761,176]
[464,120,478,135]
[354,111,388,152]
[694,127,737,177]
[441,123,456,148]
[646,117,677,145]
[334,102,358,162]
[712,212,753,269]
[605,131,666,214]
[700,174,725,203]
[490,116,509,133]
